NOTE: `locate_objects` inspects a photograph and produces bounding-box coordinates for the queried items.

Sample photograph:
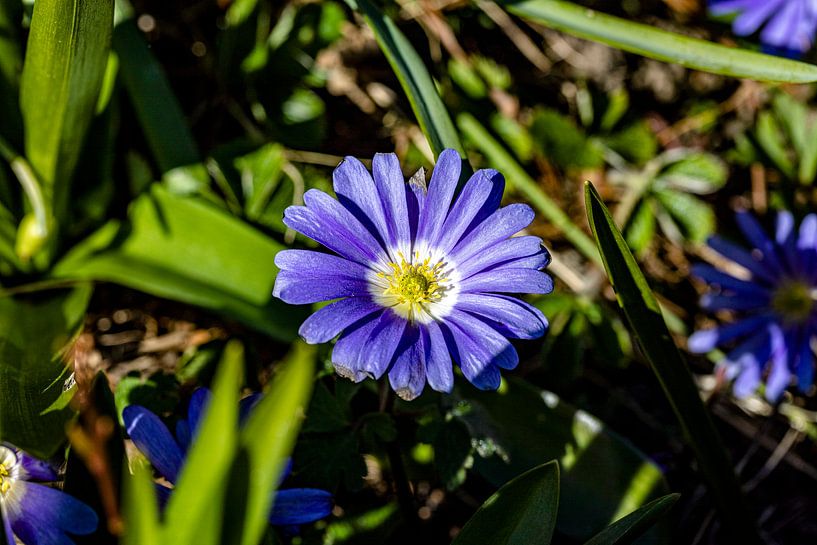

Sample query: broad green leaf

[499,0,817,83]
[654,189,715,244]
[458,377,668,542]
[584,494,679,545]
[51,184,303,341]
[625,200,656,255]
[163,341,243,545]
[452,461,559,545]
[20,0,113,221]
[755,111,795,179]
[238,341,317,545]
[584,182,757,542]
[122,463,161,545]
[346,0,465,158]
[0,284,92,457]
[457,112,602,266]
[113,0,200,174]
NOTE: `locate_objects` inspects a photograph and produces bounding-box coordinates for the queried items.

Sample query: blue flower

[0,443,97,545]
[122,389,332,526]
[709,0,817,55]
[689,211,817,401]
[273,149,553,400]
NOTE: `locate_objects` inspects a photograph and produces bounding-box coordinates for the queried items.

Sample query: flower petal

[707,234,778,284]
[687,314,771,353]
[333,156,391,249]
[423,321,454,393]
[449,203,534,265]
[455,294,547,339]
[387,326,426,401]
[8,481,97,544]
[459,268,554,295]
[18,451,58,482]
[445,309,519,370]
[417,149,461,247]
[735,211,786,276]
[456,236,548,279]
[186,388,211,440]
[298,297,381,344]
[332,310,386,382]
[359,311,407,379]
[269,488,333,526]
[283,189,387,266]
[691,264,771,299]
[273,257,371,305]
[434,169,502,254]
[442,320,502,390]
[372,153,411,254]
[123,405,184,483]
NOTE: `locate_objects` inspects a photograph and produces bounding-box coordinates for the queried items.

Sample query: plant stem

[380,384,417,526]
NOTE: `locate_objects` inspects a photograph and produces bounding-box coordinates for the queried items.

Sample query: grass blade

[583,182,758,543]
[500,0,817,83]
[584,494,679,545]
[346,0,465,159]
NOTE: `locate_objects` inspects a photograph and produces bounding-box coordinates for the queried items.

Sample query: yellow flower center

[376,252,450,321]
[772,280,816,324]
[0,463,10,496]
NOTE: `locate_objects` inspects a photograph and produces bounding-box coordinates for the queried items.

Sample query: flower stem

[380,384,417,526]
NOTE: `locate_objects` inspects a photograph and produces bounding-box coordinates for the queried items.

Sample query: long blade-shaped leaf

[0,1,23,145]
[584,494,679,545]
[346,0,465,159]
[583,182,757,543]
[500,0,817,83]
[237,341,316,545]
[113,0,200,173]
[122,463,161,545]
[20,0,113,221]
[453,461,560,545]
[162,341,243,545]
[0,285,92,457]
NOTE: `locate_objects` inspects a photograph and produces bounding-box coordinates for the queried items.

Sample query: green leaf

[346,0,465,158]
[163,341,243,545]
[452,461,560,545]
[113,3,200,174]
[755,110,795,179]
[583,182,758,542]
[0,1,23,144]
[51,183,303,341]
[656,152,727,195]
[654,189,715,244]
[0,285,92,457]
[584,494,679,545]
[457,112,602,266]
[458,377,668,542]
[499,0,817,83]
[122,463,161,545]
[238,341,316,545]
[20,0,113,221]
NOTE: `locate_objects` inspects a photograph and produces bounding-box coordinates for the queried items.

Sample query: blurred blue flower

[689,211,817,401]
[0,443,97,545]
[273,149,552,400]
[709,0,817,55]
[122,389,332,526]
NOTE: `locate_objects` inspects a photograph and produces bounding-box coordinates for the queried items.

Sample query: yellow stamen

[376,252,449,321]
[0,463,10,495]
[772,280,816,324]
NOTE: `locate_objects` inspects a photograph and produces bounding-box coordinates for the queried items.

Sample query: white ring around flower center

[368,247,460,324]
[0,445,19,496]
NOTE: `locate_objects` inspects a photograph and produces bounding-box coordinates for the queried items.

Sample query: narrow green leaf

[457,112,601,266]
[163,341,244,545]
[452,461,560,545]
[122,463,161,545]
[584,494,679,545]
[346,0,465,158]
[238,341,317,545]
[20,0,113,220]
[583,182,758,543]
[500,0,817,83]
[113,0,200,173]
[0,284,92,457]
[51,183,303,341]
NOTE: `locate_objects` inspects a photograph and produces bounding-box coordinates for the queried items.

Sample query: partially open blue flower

[689,211,817,401]
[122,389,332,526]
[709,0,817,55]
[273,149,552,400]
[0,443,97,545]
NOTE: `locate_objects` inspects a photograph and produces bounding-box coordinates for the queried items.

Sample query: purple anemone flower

[688,211,817,401]
[709,0,817,55]
[0,443,97,545]
[272,149,553,400]
[122,389,332,526]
